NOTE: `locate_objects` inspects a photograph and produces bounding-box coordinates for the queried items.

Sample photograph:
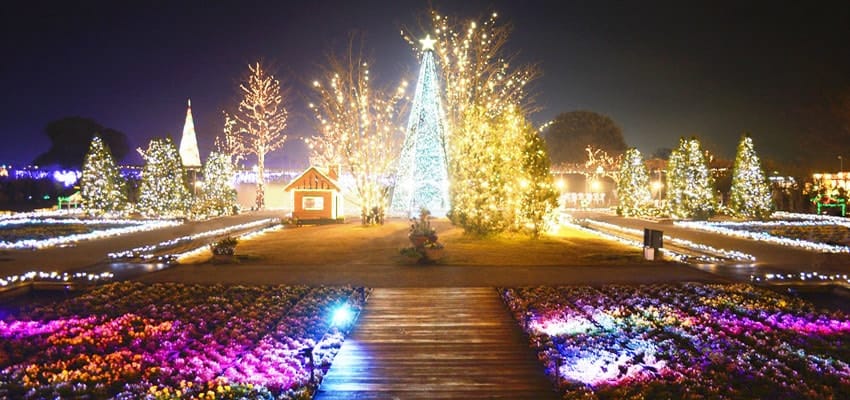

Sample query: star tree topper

[420,34,436,51]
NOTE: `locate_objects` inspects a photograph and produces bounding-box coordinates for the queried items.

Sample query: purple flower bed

[502,283,850,399]
[0,282,368,399]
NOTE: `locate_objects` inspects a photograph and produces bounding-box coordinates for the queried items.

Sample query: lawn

[181,218,647,266]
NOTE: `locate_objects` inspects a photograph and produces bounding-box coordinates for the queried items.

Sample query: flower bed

[502,283,850,399]
[0,282,368,399]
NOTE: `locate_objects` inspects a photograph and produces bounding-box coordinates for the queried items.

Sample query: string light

[108,218,279,262]
[676,219,850,253]
[0,271,113,288]
[0,219,181,250]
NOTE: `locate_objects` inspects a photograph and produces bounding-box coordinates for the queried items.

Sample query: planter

[423,247,444,261]
[410,235,429,247]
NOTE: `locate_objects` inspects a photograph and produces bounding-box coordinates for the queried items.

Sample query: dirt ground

[181,218,647,266]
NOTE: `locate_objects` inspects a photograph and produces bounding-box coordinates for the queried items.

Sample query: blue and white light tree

[390,35,451,217]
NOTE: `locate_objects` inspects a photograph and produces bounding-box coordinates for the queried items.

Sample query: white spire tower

[179,98,202,168]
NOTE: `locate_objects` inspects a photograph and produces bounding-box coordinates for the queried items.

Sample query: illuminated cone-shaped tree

[196,151,237,217]
[616,148,652,216]
[138,137,190,217]
[518,124,559,237]
[666,137,716,219]
[80,134,126,213]
[729,134,773,219]
[391,35,450,217]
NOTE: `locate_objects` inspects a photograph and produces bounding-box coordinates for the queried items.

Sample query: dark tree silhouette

[542,110,627,165]
[33,117,130,168]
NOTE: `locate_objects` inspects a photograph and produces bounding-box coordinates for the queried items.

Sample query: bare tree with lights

[215,112,246,167]
[225,62,288,209]
[306,35,409,224]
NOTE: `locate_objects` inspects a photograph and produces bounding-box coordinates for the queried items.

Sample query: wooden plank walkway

[315,287,558,399]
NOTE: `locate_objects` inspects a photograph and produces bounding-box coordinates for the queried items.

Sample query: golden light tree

[225,62,288,209]
[306,36,409,224]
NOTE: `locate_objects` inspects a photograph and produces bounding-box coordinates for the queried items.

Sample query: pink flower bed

[0,282,367,399]
[502,283,850,399]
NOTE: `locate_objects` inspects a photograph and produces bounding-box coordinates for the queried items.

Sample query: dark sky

[2,0,849,169]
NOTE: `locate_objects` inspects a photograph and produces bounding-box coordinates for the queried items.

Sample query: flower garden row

[501,283,850,399]
[0,282,367,399]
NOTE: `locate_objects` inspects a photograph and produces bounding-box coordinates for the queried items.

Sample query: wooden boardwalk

[315,288,558,399]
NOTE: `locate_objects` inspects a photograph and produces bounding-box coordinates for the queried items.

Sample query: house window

[303,196,324,210]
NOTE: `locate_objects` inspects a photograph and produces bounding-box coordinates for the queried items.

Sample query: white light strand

[558,214,688,263]
[174,224,285,262]
[582,218,755,263]
[0,219,182,250]
[0,271,113,288]
[675,220,850,253]
[751,271,850,287]
[108,218,280,262]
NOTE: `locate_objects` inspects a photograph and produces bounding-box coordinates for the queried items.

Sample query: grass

[180,218,645,266]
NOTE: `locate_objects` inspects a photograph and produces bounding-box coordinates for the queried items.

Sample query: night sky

[2,0,849,169]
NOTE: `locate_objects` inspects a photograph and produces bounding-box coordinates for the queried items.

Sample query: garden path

[315,287,558,399]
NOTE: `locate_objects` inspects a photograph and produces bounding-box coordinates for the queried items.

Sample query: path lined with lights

[571,211,850,278]
[316,288,558,399]
[0,211,282,277]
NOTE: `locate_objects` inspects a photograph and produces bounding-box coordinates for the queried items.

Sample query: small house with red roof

[283,166,342,221]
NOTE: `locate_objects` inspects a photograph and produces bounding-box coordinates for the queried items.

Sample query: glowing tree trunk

[729,134,773,219]
[391,37,450,217]
[616,148,652,216]
[226,62,288,210]
[80,134,127,213]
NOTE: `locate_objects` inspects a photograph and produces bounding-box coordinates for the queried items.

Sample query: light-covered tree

[196,151,237,217]
[666,137,716,219]
[138,137,190,217]
[729,134,773,219]
[616,148,652,216]
[449,105,526,235]
[226,62,288,209]
[409,10,549,235]
[80,134,126,213]
[518,124,559,237]
[306,36,408,224]
[215,112,246,167]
